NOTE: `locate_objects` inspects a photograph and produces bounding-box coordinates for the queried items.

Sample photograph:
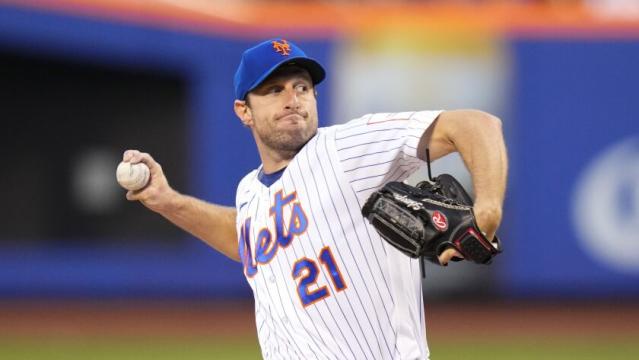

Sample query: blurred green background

[1,301,637,359]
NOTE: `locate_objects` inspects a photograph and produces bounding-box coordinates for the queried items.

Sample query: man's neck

[258,147,296,174]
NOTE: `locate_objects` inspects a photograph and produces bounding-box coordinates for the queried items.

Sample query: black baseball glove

[361,174,502,265]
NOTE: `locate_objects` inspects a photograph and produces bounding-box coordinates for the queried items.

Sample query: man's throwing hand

[121,150,179,214]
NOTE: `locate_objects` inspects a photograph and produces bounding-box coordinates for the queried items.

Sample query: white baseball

[116,161,150,191]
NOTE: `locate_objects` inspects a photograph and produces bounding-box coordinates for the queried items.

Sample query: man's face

[239,66,319,157]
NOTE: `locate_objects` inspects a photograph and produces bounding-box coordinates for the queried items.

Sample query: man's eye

[296,84,309,92]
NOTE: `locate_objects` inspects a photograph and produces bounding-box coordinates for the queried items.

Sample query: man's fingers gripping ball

[116,161,150,191]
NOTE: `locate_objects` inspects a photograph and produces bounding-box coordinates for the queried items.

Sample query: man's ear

[234,99,253,127]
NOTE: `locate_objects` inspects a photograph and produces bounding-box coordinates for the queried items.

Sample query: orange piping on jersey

[319,246,348,293]
[292,257,330,308]
[254,226,279,266]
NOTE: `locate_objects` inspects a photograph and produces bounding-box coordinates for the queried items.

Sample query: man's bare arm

[419,109,508,264]
[122,150,240,262]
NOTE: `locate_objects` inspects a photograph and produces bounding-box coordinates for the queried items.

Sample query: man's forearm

[160,194,240,261]
[121,150,240,261]
[425,110,508,240]
[450,111,507,239]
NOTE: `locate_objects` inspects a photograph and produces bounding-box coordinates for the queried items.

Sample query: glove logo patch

[432,211,448,232]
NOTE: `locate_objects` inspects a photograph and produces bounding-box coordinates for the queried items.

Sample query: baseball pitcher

[122,38,508,359]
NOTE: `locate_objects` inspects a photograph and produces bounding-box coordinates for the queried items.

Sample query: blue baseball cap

[234,38,326,100]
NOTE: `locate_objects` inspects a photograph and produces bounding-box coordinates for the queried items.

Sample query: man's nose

[283,87,300,109]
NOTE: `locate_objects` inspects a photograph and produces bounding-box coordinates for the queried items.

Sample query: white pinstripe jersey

[236,111,442,360]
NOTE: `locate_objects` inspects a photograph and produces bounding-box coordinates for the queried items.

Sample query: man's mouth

[278,113,305,122]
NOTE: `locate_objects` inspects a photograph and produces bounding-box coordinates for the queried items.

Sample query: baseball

[116,161,150,191]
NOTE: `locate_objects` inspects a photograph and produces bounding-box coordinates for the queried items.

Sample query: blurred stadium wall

[0,0,638,300]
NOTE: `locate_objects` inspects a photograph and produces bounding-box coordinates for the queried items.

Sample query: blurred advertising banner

[0,2,638,299]
[504,39,639,297]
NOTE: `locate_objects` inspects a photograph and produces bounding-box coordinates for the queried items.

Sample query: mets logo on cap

[272,39,291,56]
[431,211,448,232]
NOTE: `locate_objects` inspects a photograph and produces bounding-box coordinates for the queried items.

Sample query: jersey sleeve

[334,110,442,195]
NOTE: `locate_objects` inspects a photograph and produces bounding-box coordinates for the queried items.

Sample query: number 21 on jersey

[292,246,347,307]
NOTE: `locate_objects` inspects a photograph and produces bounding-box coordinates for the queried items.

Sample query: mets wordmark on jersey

[236,111,442,360]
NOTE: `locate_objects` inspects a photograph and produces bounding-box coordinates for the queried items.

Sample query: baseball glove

[361,174,502,265]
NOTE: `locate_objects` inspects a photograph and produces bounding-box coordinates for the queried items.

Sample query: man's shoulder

[323,111,443,130]
[236,168,260,194]
[320,114,373,130]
